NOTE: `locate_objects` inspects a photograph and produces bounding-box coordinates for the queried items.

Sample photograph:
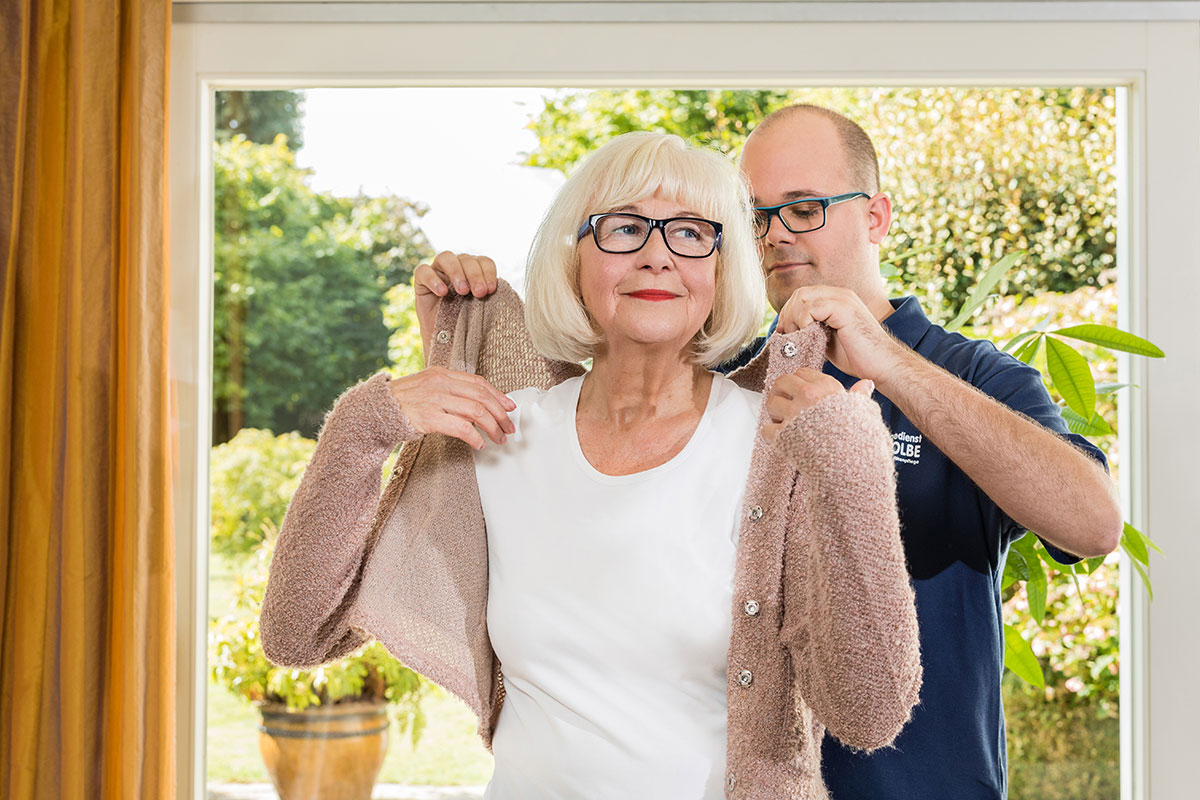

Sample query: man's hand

[386,366,515,450]
[413,252,499,353]
[762,368,875,445]
[777,286,908,383]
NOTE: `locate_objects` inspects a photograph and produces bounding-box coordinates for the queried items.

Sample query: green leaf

[1121,528,1149,566]
[1095,382,1135,395]
[1003,623,1045,688]
[1002,329,1043,355]
[1052,324,1165,358]
[1045,336,1096,418]
[1126,522,1162,554]
[1083,555,1107,574]
[945,252,1024,332]
[1037,541,1078,571]
[1012,534,1047,623]
[1002,545,1030,589]
[1014,335,1044,365]
[1060,406,1113,437]
[1130,558,1154,601]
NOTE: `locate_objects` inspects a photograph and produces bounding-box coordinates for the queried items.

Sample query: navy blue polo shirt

[718,296,1106,800]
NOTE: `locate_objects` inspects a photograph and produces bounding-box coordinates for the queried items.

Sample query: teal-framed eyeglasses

[752,192,871,239]
[577,213,723,259]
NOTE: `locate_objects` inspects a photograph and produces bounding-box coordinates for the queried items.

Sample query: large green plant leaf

[1002,544,1030,590]
[945,252,1024,332]
[1060,406,1114,437]
[1003,329,1043,355]
[1130,559,1154,601]
[1004,624,1045,688]
[1012,533,1048,623]
[1014,335,1044,365]
[1121,526,1149,565]
[1052,324,1165,357]
[1045,336,1096,418]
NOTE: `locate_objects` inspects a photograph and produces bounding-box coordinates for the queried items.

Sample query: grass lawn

[206,552,494,786]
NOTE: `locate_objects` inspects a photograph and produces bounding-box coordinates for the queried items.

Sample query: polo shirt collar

[882,295,932,348]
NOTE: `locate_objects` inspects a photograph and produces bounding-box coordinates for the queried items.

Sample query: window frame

[169,10,1200,800]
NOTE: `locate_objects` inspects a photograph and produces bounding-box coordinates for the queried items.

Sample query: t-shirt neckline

[566,371,721,485]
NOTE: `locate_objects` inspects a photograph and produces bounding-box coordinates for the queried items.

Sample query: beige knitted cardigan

[260,281,921,800]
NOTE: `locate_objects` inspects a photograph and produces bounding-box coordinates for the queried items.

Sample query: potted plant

[210,527,429,800]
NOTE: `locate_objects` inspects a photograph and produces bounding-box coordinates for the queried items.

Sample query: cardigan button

[743,599,761,617]
[436,330,451,344]
[781,340,798,358]
[737,669,754,688]
[748,505,763,521]
[726,773,736,790]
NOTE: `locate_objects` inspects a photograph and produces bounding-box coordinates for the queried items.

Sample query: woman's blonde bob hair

[525,132,765,368]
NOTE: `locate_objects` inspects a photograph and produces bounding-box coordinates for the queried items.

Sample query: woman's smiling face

[578,188,719,357]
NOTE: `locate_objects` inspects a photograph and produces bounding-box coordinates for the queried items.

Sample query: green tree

[215,90,306,149]
[524,88,1115,319]
[213,135,435,441]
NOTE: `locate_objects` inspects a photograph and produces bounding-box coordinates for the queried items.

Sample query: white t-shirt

[472,372,762,800]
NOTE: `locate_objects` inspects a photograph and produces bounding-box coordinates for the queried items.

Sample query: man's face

[740,114,885,311]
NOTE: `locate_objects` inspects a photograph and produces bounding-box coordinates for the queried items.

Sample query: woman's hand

[762,368,875,445]
[386,367,516,450]
[413,251,499,354]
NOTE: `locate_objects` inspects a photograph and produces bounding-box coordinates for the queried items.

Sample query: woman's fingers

[435,394,511,445]
[459,254,497,297]
[419,251,499,298]
[388,368,516,448]
[434,413,488,450]
[413,261,450,297]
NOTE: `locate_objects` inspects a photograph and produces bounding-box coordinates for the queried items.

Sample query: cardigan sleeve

[771,391,922,752]
[258,370,422,668]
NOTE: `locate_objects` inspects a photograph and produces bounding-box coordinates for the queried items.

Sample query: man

[411,104,1122,799]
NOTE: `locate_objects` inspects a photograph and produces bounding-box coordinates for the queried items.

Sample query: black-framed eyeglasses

[577,213,723,259]
[752,192,871,239]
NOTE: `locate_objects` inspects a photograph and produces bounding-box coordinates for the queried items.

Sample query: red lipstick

[627,290,678,301]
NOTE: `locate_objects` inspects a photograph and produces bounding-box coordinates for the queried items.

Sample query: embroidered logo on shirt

[892,431,923,465]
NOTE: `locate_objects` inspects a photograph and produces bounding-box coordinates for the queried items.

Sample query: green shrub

[209,532,430,744]
[1004,675,1119,799]
[210,427,315,559]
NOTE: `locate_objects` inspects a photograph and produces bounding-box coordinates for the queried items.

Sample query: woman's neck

[581,345,712,429]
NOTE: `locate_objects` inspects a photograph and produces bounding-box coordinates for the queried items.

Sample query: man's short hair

[756,104,881,194]
[525,131,765,368]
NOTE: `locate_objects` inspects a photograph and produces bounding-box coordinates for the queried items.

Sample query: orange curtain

[0,1,175,799]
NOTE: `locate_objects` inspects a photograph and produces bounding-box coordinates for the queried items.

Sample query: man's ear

[866,193,893,245]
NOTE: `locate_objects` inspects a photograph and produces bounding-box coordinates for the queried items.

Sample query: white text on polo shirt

[892,431,923,465]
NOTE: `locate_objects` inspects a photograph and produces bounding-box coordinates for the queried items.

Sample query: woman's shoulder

[711,371,763,419]
[508,374,583,409]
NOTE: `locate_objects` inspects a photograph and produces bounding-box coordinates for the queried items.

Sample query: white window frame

[169,6,1200,799]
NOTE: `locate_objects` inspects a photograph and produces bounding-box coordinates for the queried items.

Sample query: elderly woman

[259,132,920,800]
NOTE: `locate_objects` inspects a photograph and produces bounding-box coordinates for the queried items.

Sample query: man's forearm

[875,350,1122,558]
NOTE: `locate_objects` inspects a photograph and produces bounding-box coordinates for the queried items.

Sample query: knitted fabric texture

[259,280,921,799]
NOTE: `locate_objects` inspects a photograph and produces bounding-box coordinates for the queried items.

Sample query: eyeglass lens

[753,200,825,238]
[594,214,718,257]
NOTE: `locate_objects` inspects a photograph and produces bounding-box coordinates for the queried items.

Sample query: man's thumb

[850,379,875,397]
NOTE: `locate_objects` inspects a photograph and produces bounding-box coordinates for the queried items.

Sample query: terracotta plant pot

[256,700,390,800]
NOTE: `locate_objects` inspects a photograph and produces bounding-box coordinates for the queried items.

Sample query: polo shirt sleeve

[965,342,1110,564]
